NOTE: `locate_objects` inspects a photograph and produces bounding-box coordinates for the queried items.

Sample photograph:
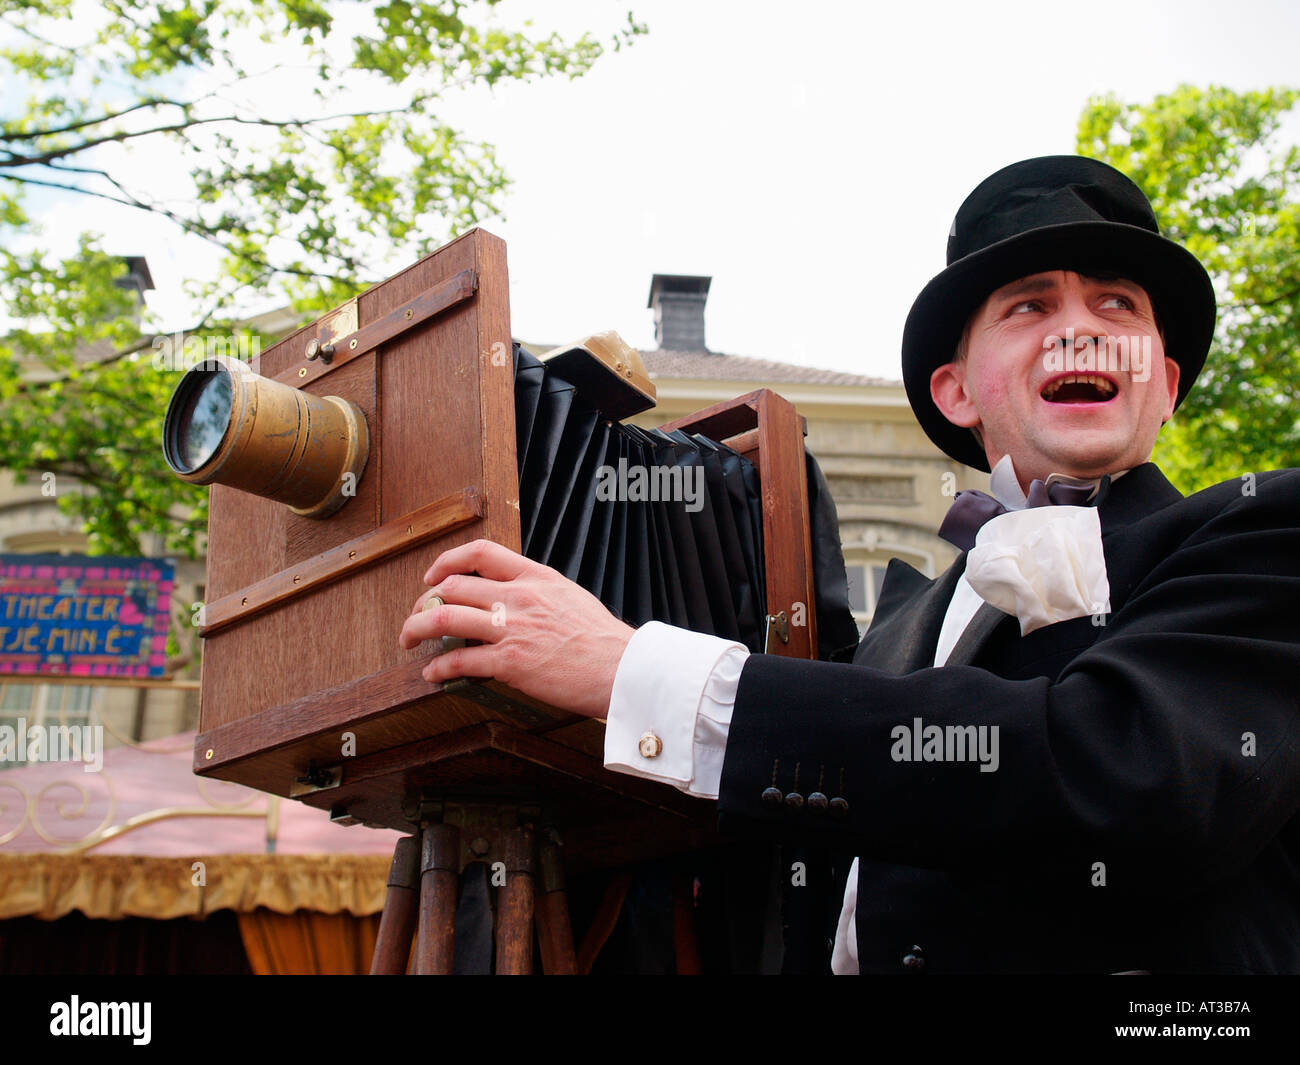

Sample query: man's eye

[1009,299,1043,314]
[1100,295,1135,310]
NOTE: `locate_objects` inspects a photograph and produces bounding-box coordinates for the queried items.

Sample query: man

[399,156,1300,973]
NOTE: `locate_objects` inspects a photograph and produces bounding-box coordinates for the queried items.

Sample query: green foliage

[1076,84,1300,490]
[0,0,645,559]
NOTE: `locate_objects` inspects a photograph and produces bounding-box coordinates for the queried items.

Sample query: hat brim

[902,220,1217,472]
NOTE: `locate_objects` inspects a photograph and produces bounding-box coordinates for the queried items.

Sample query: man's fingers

[398,603,500,650]
[421,642,496,685]
[410,574,503,615]
[423,539,533,587]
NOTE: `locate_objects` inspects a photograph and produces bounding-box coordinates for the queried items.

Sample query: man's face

[929,270,1180,486]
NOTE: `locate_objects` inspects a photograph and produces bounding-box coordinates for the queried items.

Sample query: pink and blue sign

[0,554,175,677]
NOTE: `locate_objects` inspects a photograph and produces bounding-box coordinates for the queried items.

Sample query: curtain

[0,911,253,975]
[237,908,381,975]
[0,854,390,921]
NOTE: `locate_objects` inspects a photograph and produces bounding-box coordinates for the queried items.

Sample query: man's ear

[931,362,981,429]
[1160,356,1180,423]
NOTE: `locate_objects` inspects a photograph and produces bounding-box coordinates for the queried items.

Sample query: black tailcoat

[718,464,1300,973]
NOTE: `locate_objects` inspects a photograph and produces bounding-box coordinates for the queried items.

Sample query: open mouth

[1041,374,1117,404]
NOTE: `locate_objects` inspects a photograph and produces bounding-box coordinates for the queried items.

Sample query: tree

[1076,84,1300,491]
[0,0,644,557]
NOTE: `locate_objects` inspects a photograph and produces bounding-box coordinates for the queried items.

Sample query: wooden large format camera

[178,230,820,874]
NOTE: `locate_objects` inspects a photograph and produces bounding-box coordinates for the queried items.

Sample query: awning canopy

[0,731,404,920]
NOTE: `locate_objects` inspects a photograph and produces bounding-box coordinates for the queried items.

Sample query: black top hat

[901,155,1217,471]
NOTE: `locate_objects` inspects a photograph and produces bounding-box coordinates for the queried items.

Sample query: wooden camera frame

[191,229,818,872]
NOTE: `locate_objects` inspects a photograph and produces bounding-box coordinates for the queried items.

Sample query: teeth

[1042,374,1118,400]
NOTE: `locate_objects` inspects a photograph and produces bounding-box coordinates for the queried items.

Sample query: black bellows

[514,345,768,652]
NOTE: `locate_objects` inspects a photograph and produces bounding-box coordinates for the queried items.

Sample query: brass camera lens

[161,355,369,519]
[167,367,233,474]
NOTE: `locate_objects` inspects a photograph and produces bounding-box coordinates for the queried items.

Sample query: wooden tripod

[369,798,576,975]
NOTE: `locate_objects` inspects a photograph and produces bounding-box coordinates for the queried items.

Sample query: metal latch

[764,611,789,653]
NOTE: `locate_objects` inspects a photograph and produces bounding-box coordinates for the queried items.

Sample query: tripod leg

[414,823,459,975]
[370,835,420,975]
[452,862,493,975]
[494,826,535,975]
[535,836,576,975]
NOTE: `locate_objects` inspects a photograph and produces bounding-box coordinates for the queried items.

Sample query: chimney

[648,274,711,351]
[115,256,155,306]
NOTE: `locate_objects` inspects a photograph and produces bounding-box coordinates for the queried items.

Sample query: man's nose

[1059,293,1113,336]
[1048,296,1113,353]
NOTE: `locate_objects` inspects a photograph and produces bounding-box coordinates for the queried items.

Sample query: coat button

[807,791,828,811]
[828,796,849,818]
[784,791,805,810]
[901,945,926,972]
[637,731,662,758]
[761,786,783,807]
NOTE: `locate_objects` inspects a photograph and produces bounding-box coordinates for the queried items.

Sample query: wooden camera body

[191,230,818,871]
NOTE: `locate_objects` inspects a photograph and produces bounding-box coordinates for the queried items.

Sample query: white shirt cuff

[603,620,747,799]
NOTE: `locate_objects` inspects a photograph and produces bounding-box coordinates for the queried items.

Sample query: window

[0,682,95,770]
[844,561,890,637]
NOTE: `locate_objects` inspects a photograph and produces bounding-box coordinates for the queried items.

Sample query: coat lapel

[1094,462,1184,531]
[853,557,965,674]
[942,601,1013,667]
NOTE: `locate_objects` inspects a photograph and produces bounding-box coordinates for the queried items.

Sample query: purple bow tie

[938,474,1109,552]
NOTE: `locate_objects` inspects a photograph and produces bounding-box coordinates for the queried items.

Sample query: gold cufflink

[638,731,662,759]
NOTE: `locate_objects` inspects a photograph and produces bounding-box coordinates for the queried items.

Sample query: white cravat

[935,455,1112,658]
[604,454,1117,973]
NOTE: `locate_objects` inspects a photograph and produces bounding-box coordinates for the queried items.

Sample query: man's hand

[397,539,634,720]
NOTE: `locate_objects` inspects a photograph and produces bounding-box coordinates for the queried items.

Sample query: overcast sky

[20,0,1300,380]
